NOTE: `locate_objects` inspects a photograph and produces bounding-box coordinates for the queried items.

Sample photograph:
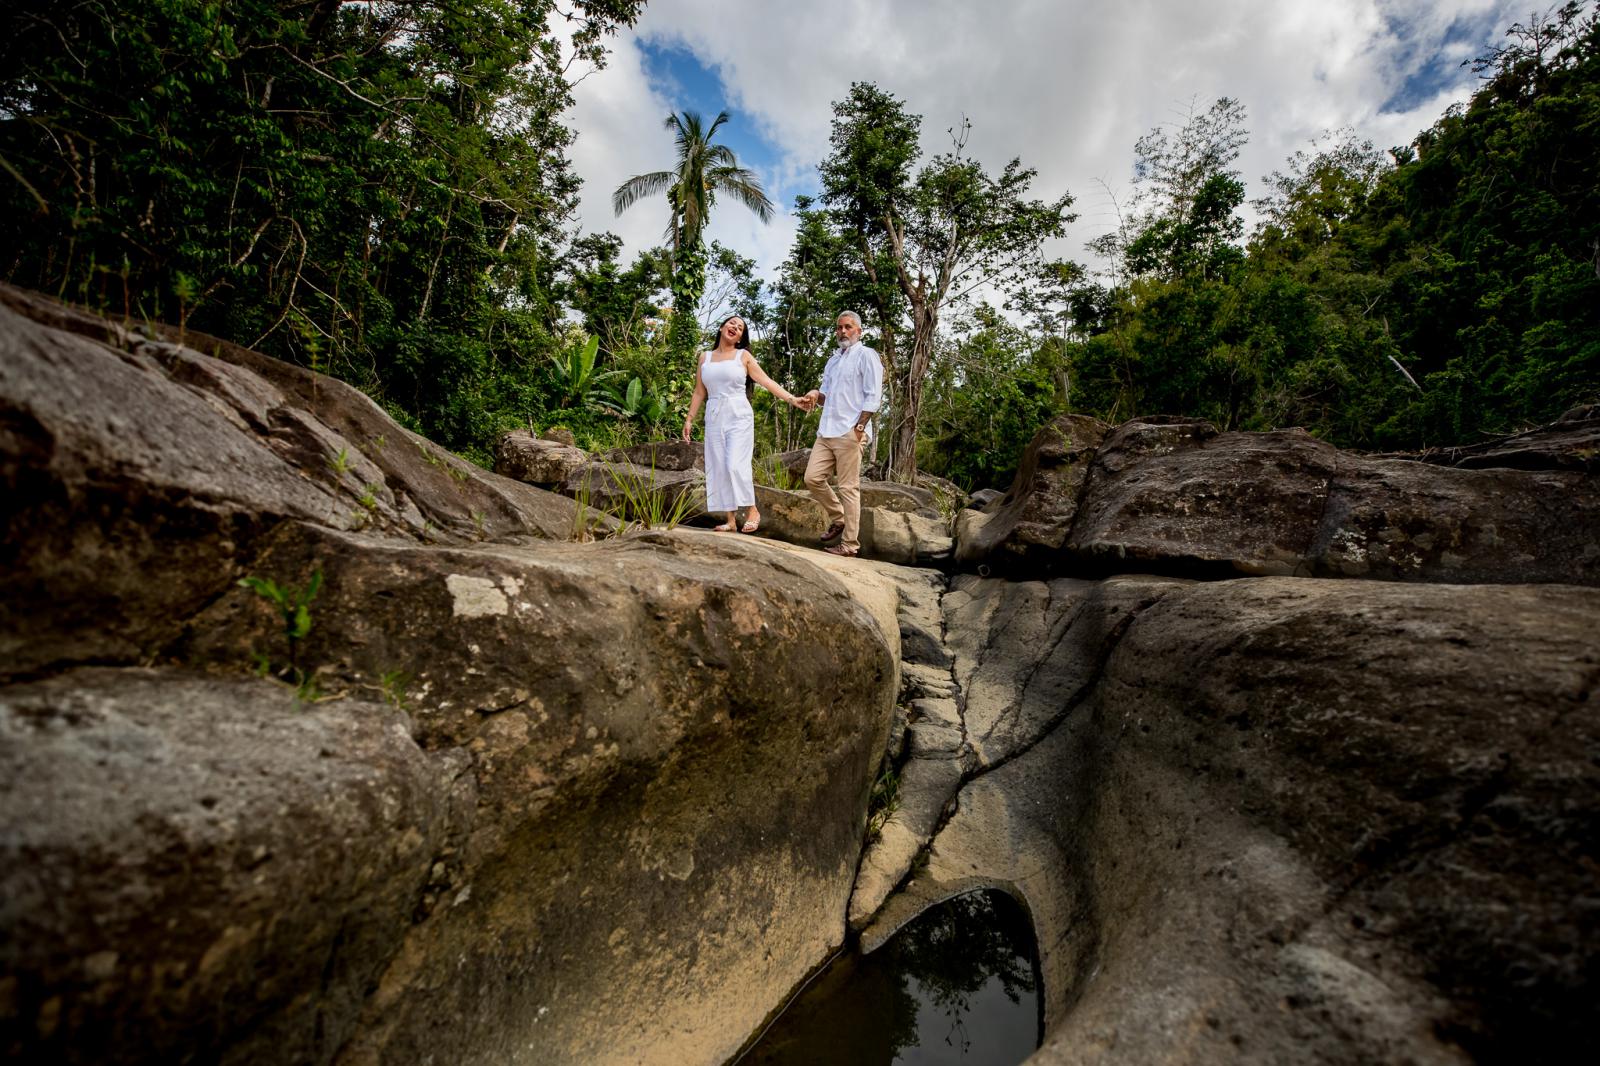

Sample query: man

[798,311,883,557]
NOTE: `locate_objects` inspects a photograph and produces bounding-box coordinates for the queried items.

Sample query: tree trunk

[668,241,707,360]
[890,300,935,482]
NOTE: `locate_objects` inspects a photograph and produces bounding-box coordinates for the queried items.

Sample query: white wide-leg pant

[704,397,755,512]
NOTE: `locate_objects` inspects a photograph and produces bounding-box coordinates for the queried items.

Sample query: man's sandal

[824,544,858,557]
[818,520,845,543]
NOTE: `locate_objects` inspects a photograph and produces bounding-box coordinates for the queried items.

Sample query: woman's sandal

[740,514,761,534]
[712,523,736,532]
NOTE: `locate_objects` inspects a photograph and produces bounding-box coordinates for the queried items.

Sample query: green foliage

[598,461,700,532]
[1069,6,1600,447]
[753,454,804,492]
[562,234,670,354]
[547,334,623,409]
[238,569,323,700]
[0,0,645,455]
[865,762,901,842]
[599,376,668,425]
[918,309,1064,490]
[376,670,410,713]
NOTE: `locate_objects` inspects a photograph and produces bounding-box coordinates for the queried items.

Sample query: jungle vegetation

[2,1,1595,486]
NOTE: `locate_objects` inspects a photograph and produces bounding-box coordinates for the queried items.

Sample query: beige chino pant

[804,434,865,550]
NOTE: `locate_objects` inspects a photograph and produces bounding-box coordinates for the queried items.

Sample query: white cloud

[568,0,1526,284]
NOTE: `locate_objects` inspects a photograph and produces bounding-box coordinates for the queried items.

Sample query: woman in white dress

[681,315,804,532]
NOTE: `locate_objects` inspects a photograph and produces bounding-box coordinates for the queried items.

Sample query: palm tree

[613,110,774,353]
[614,110,775,250]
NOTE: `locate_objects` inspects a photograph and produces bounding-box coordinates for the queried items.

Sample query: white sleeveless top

[701,352,751,417]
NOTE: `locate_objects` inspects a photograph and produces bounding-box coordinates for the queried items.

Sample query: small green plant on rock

[602,460,698,533]
[238,570,323,701]
[928,482,963,526]
[326,447,353,477]
[754,455,802,492]
[376,669,410,712]
[865,762,901,842]
[570,473,605,542]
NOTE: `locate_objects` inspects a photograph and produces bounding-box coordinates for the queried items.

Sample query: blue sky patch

[638,40,786,188]
[1380,8,1501,113]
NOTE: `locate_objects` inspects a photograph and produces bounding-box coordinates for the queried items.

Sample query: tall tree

[821,83,1075,480]
[0,0,646,453]
[612,110,774,357]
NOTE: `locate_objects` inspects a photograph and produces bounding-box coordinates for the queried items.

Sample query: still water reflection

[741,890,1041,1066]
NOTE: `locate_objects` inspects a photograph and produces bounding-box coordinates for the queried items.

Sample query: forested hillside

[2,1,1595,484]
[1067,2,1600,452]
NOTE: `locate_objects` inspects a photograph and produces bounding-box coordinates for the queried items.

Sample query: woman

[682,315,804,532]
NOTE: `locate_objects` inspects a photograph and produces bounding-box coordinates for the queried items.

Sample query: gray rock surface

[958,411,1600,585]
[968,487,1004,510]
[494,430,589,485]
[0,288,902,1066]
[749,485,952,565]
[859,480,939,518]
[0,670,468,1066]
[845,566,969,930]
[945,573,1181,767]
[953,413,1109,569]
[0,285,577,677]
[863,575,1599,1066]
[600,439,705,472]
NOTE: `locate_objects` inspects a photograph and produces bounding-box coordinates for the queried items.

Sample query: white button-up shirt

[816,341,884,442]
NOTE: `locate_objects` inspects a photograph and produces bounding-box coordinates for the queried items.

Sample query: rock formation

[858,410,1599,1065]
[0,286,898,1066]
[4,284,1597,1066]
[958,412,1600,585]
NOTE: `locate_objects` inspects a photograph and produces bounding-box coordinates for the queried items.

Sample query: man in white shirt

[799,311,884,557]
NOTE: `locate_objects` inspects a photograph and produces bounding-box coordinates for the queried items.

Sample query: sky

[564,0,1527,288]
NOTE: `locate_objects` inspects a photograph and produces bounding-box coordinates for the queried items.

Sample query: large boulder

[1065,423,1339,577]
[600,439,705,472]
[957,412,1600,585]
[1030,577,1600,1064]
[0,670,470,1066]
[859,480,940,519]
[494,430,589,486]
[0,285,577,676]
[750,485,951,566]
[175,526,897,1066]
[0,288,902,1066]
[953,413,1110,569]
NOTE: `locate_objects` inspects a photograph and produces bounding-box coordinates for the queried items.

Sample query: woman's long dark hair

[716,314,757,399]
